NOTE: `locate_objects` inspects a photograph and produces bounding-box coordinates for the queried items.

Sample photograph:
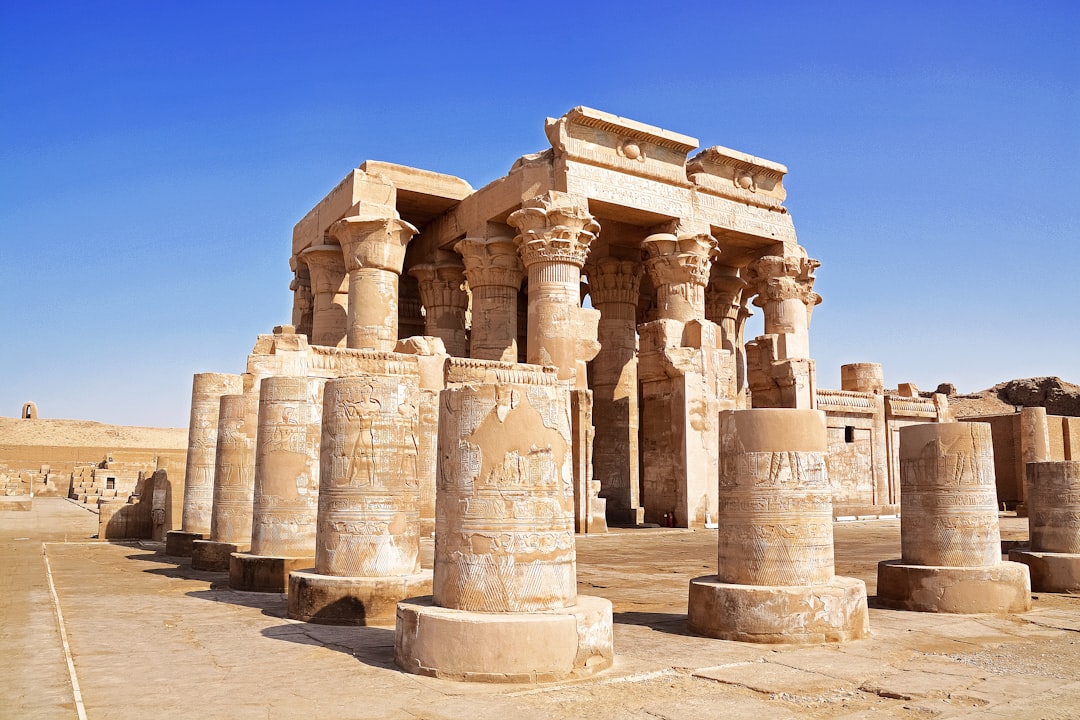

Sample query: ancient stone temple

[283,106,820,530]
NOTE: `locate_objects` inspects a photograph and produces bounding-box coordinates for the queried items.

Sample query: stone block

[229,552,312,593]
[288,570,432,626]
[876,559,1031,613]
[191,540,246,572]
[1008,549,1080,593]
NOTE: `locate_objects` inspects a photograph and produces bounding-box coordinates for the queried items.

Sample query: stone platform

[395,594,613,683]
[876,559,1032,613]
[229,552,313,593]
[288,570,432,626]
[687,575,869,643]
[1009,549,1080,593]
[164,529,204,557]
[191,539,246,572]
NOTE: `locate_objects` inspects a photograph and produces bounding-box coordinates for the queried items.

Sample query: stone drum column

[688,409,869,643]
[329,212,418,351]
[299,244,349,348]
[289,365,433,625]
[409,257,470,357]
[166,372,243,557]
[1010,461,1080,592]
[230,376,324,592]
[191,391,259,571]
[585,257,642,525]
[455,236,524,362]
[395,359,613,682]
[877,422,1031,612]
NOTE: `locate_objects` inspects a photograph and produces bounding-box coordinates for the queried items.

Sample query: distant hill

[926,377,1080,418]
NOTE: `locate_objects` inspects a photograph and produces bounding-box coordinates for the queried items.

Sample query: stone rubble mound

[931,376,1080,418]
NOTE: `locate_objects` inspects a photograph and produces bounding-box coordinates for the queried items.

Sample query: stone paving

[3,498,1080,719]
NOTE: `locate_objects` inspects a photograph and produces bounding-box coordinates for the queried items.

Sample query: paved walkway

[3,498,1080,719]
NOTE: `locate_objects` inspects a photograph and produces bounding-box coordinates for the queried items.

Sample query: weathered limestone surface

[877,422,1031,613]
[299,244,349,348]
[192,391,259,571]
[289,369,432,625]
[395,360,613,682]
[166,372,243,557]
[230,376,324,593]
[688,409,869,643]
[1010,460,1080,592]
[455,236,523,362]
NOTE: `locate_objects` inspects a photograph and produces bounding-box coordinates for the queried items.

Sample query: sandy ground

[3,498,1080,719]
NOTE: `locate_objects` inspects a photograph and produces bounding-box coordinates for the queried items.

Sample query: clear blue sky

[2,1,1077,427]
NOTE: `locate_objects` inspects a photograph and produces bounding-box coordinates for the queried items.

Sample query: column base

[191,540,248,572]
[229,552,313,593]
[395,595,614,683]
[288,570,433,626]
[164,530,205,557]
[1008,549,1080,593]
[876,559,1031,613]
[687,575,869,643]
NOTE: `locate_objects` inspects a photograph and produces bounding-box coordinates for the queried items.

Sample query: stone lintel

[687,145,788,211]
[293,170,397,257]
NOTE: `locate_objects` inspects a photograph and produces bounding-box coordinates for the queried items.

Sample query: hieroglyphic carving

[1026,461,1080,554]
[316,371,422,577]
[250,376,324,557]
[433,372,576,613]
[181,373,244,535]
[209,392,259,545]
[899,422,1002,567]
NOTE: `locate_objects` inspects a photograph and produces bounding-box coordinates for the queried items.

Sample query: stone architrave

[395,359,613,682]
[877,422,1031,613]
[409,257,469,357]
[230,376,324,593]
[191,391,259,572]
[1009,461,1080,592]
[638,231,732,529]
[584,257,643,525]
[688,409,869,643]
[289,366,433,625]
[300,244,349,348]
[166,372,243,557]
[455,236,524,362]
[328,212,418,351]
[744,251,821,409]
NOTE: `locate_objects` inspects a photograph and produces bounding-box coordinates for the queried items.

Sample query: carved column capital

[641,232,718,322]
[584,258,643,307]
[508,191,598,269]
[455,236,524,290]
[409,260,469,311]
[745,254,820,307]
[299,244,346,293]
[328,214,418,275]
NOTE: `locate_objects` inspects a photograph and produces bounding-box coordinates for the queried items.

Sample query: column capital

[409,259,469,311]
[299,244,346,293]
[454,236,524,290]
[328,213,418,274]
[745,254,821,307]
[642,232,718,289]
[705,265,748,322]
[508,191,599,269]
[584,257,643,306]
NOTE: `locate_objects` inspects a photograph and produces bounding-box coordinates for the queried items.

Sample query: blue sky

[2,1,1077,427]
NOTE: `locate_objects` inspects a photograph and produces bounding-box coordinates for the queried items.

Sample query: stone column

[300,244,349,348]
[841,363,885,394]
[705,264,748,406]
[1009,461,1080,592]
[289,262,314,342]
[409,257,469,357]
[584,257,642,525]
[688,409,869,643]
[289,367,433,625]
[638,231,732,529]
[508,191,599,385]
[329,212,418,351]
[166,372,243,557]
[877,422,1031,612]
[230,376,324,592]
[744,252,821,409]
[455,236,524,362]
[394,359,613,682]
[1016,406,1051,515]
[191,390,259,571]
